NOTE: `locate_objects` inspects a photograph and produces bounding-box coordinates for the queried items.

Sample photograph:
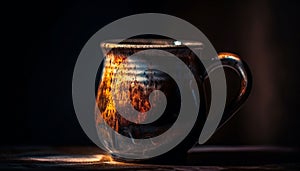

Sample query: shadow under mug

[95,38,252,163]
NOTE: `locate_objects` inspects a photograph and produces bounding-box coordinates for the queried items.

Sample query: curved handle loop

[204,52,252,129]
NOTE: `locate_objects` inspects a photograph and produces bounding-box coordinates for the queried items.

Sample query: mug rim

[101,39,203,49]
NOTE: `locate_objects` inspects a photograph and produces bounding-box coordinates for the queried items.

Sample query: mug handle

[204,52,252,129]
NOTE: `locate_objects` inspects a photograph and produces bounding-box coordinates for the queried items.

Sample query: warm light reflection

[22,154,127,165]
[96,53,159,132]
[96,53,126,132]
[94,154,125,165]
[218,52,241,61]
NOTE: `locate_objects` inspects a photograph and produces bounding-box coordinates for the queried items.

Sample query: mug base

[110,152,188,165]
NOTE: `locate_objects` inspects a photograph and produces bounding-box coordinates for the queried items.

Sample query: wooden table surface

[0,146,299,170]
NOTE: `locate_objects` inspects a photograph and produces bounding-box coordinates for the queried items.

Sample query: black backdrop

[2,0,300,146]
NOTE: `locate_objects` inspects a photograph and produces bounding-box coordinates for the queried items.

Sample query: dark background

[2,0,300,147]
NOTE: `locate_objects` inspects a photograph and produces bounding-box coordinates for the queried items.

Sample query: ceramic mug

[95,38,252,163]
